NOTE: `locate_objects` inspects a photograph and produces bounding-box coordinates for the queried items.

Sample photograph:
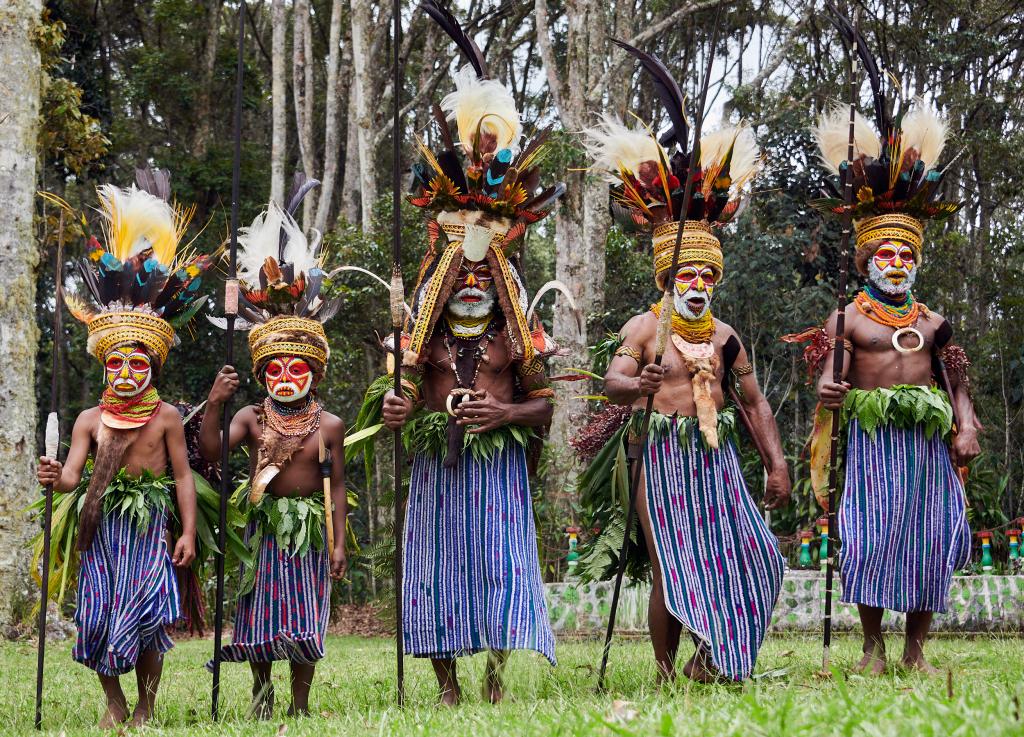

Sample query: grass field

[2,633,1022,736]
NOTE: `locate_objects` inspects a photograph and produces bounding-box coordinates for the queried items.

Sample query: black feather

[612,38,689,151]
[437,150,469,192]
[825,3,890,139]
[134,167,171,201]
[521,183,566,213]
[420,0,488,78]
[433,103,456,151]
[281,174,321,262]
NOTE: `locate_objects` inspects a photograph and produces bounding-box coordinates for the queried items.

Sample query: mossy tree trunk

[0,0,42,624]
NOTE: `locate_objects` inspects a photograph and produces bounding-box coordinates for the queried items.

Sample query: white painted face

[446,260,497,320]
[673,262,717,320]
[104,345,153,398]
[264,356,314,403]
[867,240,917,297]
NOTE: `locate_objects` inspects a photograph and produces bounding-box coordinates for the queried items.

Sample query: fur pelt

[78,423,137,551]
[682,353,721,450]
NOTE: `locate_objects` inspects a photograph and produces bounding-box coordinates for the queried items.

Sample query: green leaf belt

[842,384,953,439]
[404,410,536,463]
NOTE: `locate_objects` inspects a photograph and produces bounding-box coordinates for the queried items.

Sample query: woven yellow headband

[855,213,924,253]
[86,311,175,366]
[653,220,724,288]
[249,317,330,368]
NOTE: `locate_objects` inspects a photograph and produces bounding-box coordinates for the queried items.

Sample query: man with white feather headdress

[796,28,980,675]
[349,1,571,705]
[575,52,790,682]
[198,176,349,717]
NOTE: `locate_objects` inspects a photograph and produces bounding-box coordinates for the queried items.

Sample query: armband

[526,387,555,400]
[614,345,642,364]
[732,362,754,377]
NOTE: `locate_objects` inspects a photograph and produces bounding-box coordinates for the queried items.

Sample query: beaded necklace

[262,396,322,437]
[444,318,499,389]
[853,288,922,329]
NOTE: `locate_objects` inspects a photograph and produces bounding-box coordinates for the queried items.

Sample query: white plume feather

[813,104,881,174]
[900,99,948,169]
[97,184,179,265]
[581,113,665,182]
[700,124,762,190]
[441,65,522,155]
[236,201,318,286]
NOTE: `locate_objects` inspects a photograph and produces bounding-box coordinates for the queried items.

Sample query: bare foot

[901,650,941,675]
[286,704,310,717]
[852,644,887,676]
[483,674,503,705]
[98,700,129,729]
[677,653,696,682]
[128,705,153,728]
[250,683,274,720]
[681,650,722,684]
[438,684,461,707]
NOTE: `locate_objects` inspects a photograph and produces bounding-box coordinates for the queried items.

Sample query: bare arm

[326,415,349,580]
[36,410,96,492]
[164,405,197,567]
[732,339,790,509]
[198,365,252,460]
[939,334,982,466]
[816,310,852,409]
[605,314,662,405]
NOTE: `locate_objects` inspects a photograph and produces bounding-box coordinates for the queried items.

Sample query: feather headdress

[67,168,214,366]
[398,0,570,366]
[812,6,962,272]
[583,43,763,287]
[409,0,564,252]
[210,173,341,376]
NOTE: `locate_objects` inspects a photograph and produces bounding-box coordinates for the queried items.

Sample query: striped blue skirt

[74,508,180,676]
[643,428,784,681]
[210,523,330,666]
[403,444,556,664]
[839,419,970,612]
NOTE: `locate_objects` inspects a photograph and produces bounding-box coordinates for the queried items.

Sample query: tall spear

[597,9,723,692]
[211,0,246,720]
[821,8,859,673]
[35,211,64,731]
[389,0,407,707]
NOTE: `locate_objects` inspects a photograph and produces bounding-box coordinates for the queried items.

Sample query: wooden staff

[211,0,246,720]
[821,12,859,673]
[389,0,407,708]
[35,211,64,731]
[597,9,723,692]
[319,432,335,556]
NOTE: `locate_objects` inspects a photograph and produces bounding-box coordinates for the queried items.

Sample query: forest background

[1,0,1022,622]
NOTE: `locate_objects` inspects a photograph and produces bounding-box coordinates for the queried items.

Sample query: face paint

[446,260,497,322]
[264,356,314,402]
[104,346,153,398]
[868,240,917,296]
[672,262,717,320]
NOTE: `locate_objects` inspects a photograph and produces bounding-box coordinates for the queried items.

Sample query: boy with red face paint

[36,171,213,728]
[199,178,348,718]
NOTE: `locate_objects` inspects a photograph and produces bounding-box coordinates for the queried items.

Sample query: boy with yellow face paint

[36,170,213,728]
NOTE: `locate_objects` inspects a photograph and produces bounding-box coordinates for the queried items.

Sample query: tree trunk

[190,0,223,159]
[270,0,287,206]
[0,0,42,624]
[341,89,360,224]
[292,0,316,228]
[535,0,613,524]
[349,0,377,231]
[313,0,347,233]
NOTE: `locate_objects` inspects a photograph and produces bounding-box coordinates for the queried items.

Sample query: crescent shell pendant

[891,326,925,353]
